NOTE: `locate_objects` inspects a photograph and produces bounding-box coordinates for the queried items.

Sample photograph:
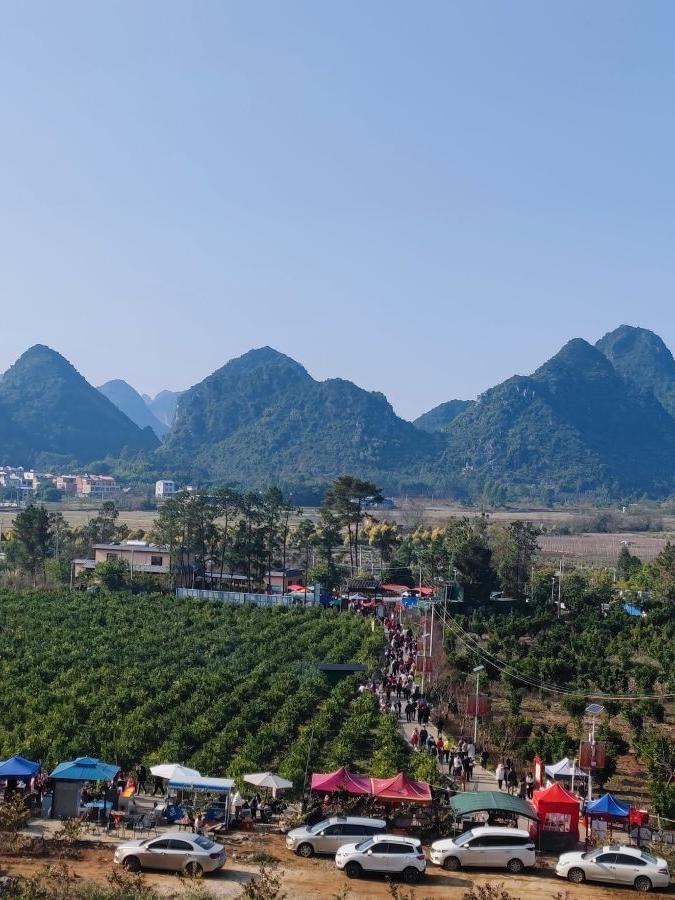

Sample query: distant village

[0,466,180,504]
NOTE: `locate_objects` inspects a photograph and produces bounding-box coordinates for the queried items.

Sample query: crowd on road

[373,615,536,800]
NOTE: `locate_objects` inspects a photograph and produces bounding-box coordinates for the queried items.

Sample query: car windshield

[354,839,374,852]
[194,836,215,850]
[308,820,330,834]
[452,831,474,846]
[640,851,658,865]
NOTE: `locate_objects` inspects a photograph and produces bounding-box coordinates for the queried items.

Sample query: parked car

[113,831,226,876]
[555,844,670,893]
[286,816,387,858]
[335,834,426,883]
[429,826,536,873]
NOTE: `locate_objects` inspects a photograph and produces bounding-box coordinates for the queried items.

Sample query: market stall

[371,772,432,805]
[167,774,235,828]
[532,782,580,850]
[585,792,629,842]
[310,767,371,795]
[49,756,119,819]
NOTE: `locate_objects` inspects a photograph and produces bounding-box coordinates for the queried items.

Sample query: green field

[0,591,383,786]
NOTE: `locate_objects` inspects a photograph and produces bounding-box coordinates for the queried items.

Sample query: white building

[155,479,177,499]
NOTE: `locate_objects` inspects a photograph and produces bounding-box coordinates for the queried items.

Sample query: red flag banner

[466,694,489,716]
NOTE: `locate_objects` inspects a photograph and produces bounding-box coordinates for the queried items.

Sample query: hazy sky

[2,1,675,419]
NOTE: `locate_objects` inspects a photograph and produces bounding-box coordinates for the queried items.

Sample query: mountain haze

[147,390,183,428]
[98,380,168,438]
[0,345,159,466]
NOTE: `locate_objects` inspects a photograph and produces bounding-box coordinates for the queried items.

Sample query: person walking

[419,726,428,748]
[151,775,165,796]
[507,768,518,796]
[481,747,489,769]
[410,728,420,750]
[495,761,505,790]
[525,772,534,799]
[136,765,147,794]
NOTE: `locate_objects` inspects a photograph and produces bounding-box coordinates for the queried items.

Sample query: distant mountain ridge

[2,327,675,501]
[147,390,183,428]
[157,346,441,493]
[596,325,675,419]
[414,400,471,433]
[0,345,158,466]
[98,380,168,438]
[437,338,675,499]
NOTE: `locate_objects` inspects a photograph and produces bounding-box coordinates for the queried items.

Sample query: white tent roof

[168,775,235,793]
[150,763,201,781]
[243,771,293,790]
[545,757,586,778]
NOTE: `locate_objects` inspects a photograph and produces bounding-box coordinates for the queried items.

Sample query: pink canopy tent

[310,767,371,795]
[370,772,432,804]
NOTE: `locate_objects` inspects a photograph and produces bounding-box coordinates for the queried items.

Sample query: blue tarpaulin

[623,603,643,617]
[50,756,119,782]
[586,793,630,818]
[0,755,40,778]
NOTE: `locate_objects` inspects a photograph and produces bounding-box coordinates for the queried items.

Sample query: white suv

[335,834,426,883]
[430,826,536,873]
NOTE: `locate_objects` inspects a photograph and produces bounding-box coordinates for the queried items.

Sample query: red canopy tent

[310,768,371,795]
[370,773,432,805]
[532,782,580,848]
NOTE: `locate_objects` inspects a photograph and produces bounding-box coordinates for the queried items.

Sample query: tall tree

[291,518,317,602]
[13,504,52,586]
[322,476,382,574]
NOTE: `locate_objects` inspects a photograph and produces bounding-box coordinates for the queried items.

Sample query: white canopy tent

[150,763,201,781]
[167,775,236,827]
[545,757,586,779]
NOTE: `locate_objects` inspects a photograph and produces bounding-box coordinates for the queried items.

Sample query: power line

[444,614,675,701]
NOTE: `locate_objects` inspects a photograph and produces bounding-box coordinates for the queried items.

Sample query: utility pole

[472,665,485,745]
[558,556,564,617]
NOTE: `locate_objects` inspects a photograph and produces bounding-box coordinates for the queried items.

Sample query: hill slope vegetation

[0,345,158,466]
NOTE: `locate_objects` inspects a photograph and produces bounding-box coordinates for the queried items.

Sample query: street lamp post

[472,665,485,746]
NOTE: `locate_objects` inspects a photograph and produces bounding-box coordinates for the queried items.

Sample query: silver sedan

[113,831,226,876]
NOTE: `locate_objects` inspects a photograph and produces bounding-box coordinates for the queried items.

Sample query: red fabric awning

[310,768,371,795]
[370,772,432,804]
[287,584,306,592]
[532,782,580,835]
[381,584,410,594]
[418,587,434,596]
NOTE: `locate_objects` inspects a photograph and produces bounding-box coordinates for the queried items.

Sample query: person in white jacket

[495,761,505,790]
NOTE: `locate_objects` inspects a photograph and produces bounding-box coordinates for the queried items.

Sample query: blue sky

[1,1,674,419]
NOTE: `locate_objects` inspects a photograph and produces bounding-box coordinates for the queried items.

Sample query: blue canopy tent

[586,793,629,818]
[49,756,119,819]
[50,756,119,782]
[585,792,630,841]
[0,755,40,779]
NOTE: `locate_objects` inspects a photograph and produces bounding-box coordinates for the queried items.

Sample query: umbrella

[244,771,293,798]
[243,772,293,791]
[150,763,201,781]
[0,755,40,779]
[50,756,119,782]
[287,584,306,592]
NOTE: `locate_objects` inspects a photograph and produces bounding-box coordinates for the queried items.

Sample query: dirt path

[2,835,673,900]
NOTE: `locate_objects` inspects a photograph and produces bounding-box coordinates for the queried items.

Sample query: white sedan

[555,844,670,893]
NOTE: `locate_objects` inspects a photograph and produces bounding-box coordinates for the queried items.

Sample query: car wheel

[443,856,460,871]
[122,857,141,873]
[297,843,314,858]
[507,858,525,874]
[403,867,421,884]
[567,867,585,884]
[345,862,362,879]
[634,875,652,893]
[184,861,203,878]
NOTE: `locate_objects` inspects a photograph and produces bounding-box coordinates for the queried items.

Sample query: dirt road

[2,834,672,899]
